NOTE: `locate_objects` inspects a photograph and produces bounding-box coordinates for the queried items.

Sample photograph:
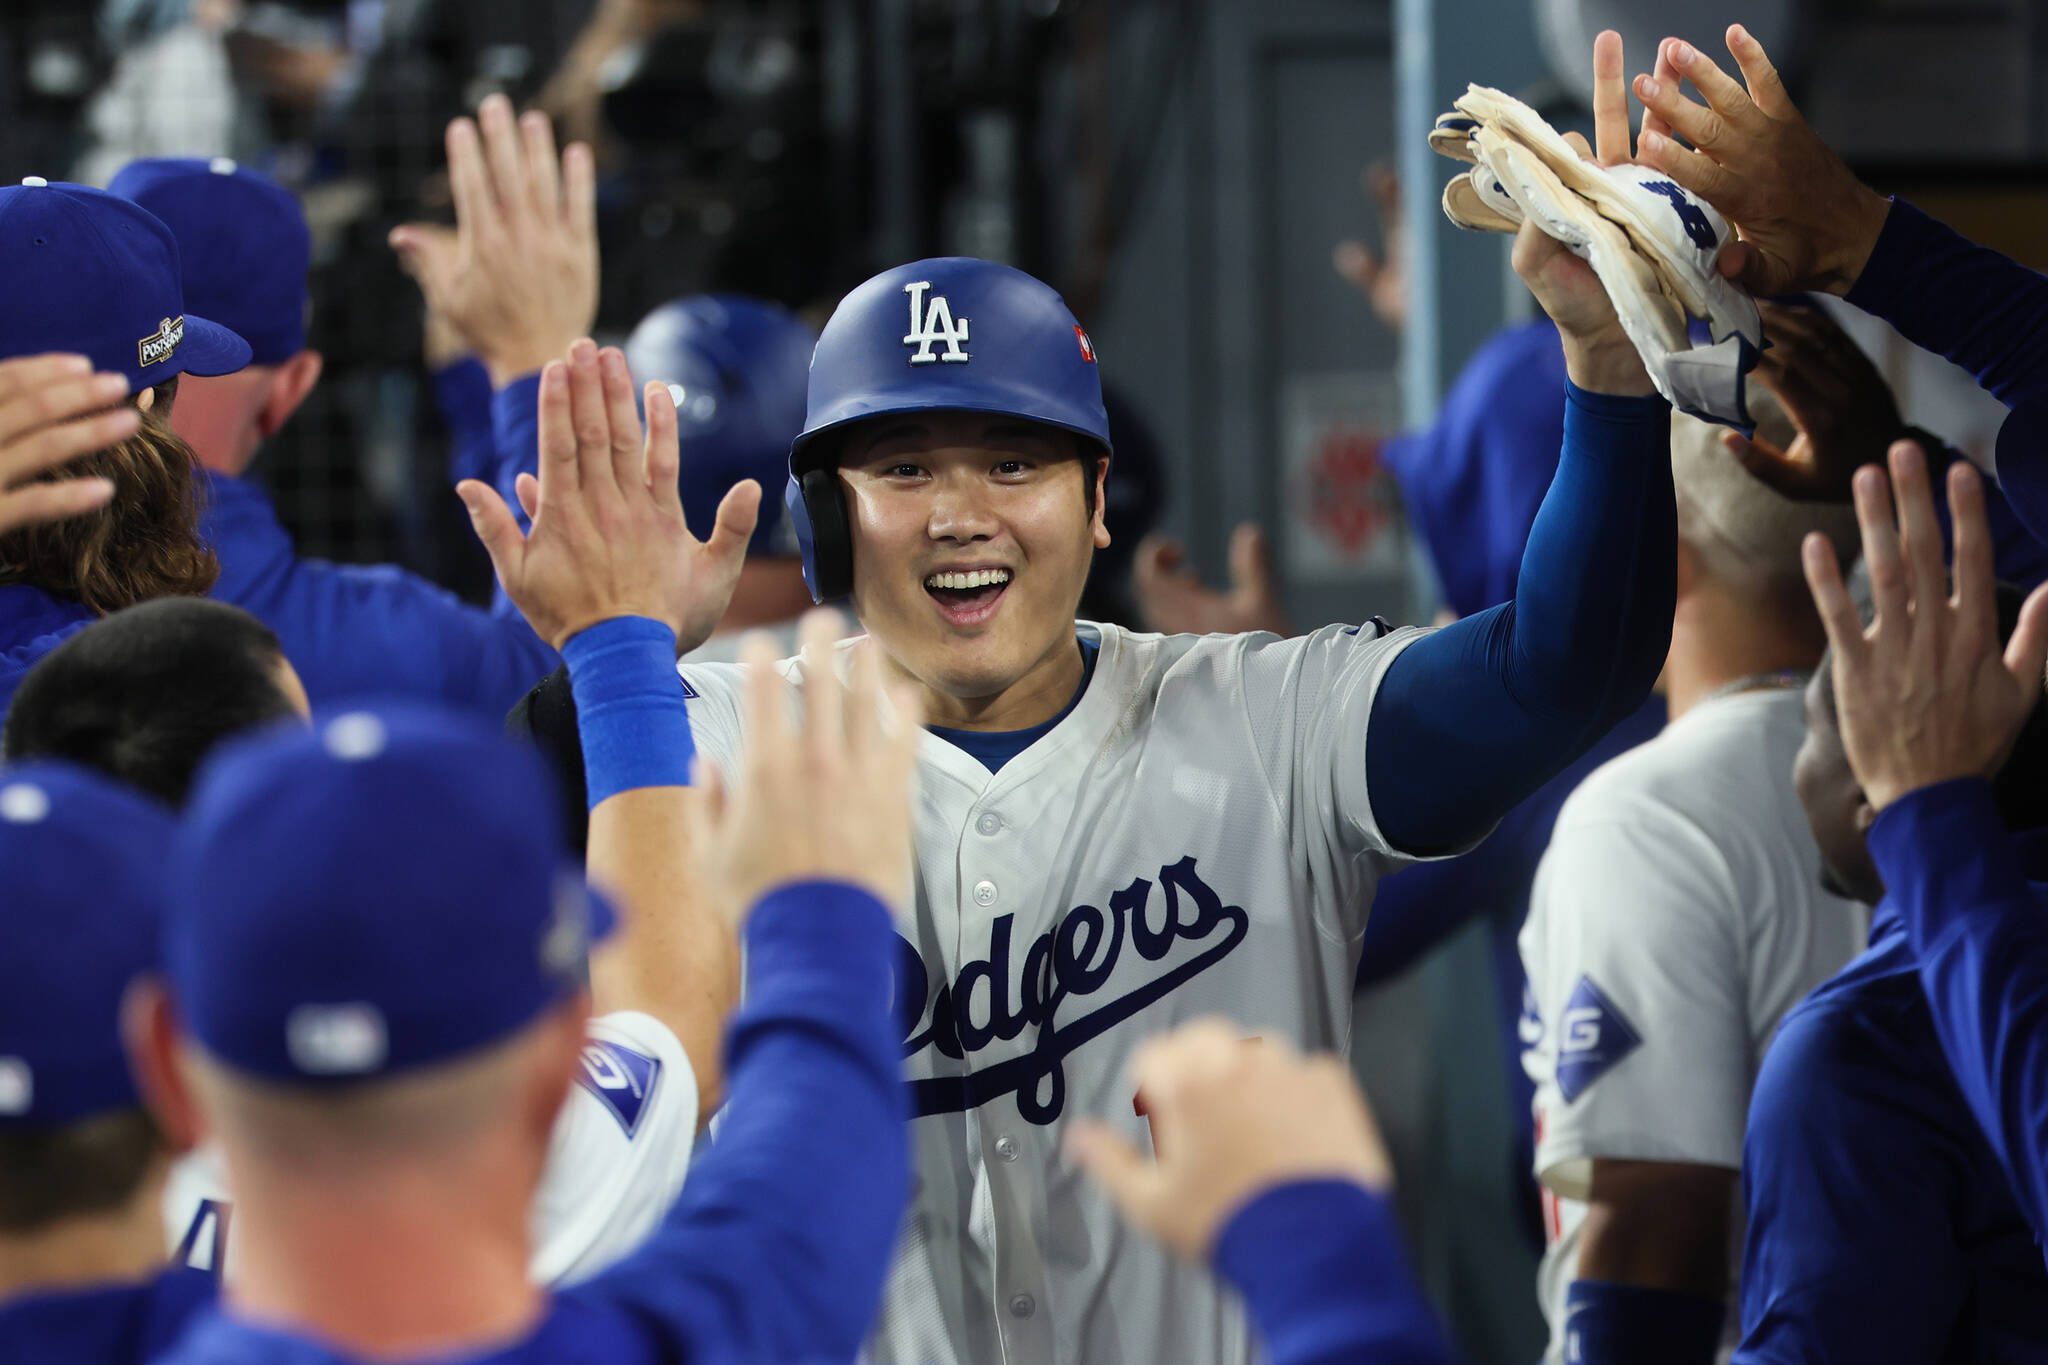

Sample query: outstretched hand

[1510,30,1654,396]
[683,613,925,921]
[1334,164,1408,332]
[456,340,758,652]
[0,355,132,536]
[1067,1020,1393,1261]
[1134,524,1296,638]
[1631,26,1890,296]
[1804,441,2048,812]
[390,95,599,386]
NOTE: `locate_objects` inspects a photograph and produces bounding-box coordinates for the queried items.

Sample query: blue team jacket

[150,883,908,1365]
[202,471,557,719]
[1738,899,2048,1363]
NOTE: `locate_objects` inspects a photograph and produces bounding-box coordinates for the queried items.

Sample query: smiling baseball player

[456,36,1684,1362]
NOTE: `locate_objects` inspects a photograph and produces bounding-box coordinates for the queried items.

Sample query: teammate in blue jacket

[1736,573,2048,1363]
[0,180,251,713]
[138,338,920,1363]
[0,761,213,1365]
[107,156,563,719]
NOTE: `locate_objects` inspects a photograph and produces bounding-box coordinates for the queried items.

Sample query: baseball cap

[0,761,176,1128]
[0,178,251,391]
[108,157,311,366]
[165,704,615,1085]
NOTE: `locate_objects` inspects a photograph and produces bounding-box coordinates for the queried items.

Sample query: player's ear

[1090,453,1112,550]
[258,349,324,439]
[121,974,205,1154]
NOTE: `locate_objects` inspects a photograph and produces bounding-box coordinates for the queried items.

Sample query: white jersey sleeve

[162,1010,698,1287]
[528,1009,701,1285]
[1521,793,1751,1192]
[1194,620,1441,938]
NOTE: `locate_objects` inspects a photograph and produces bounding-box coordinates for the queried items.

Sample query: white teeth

[924,568,1013,591]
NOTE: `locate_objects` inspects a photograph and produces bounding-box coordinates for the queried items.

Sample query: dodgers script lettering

[896,855,1249,1124]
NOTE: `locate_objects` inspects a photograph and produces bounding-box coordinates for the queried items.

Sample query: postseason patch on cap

[138,316,185,369]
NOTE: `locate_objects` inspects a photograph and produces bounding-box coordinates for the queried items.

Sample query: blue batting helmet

[623,294,815,556]
[786,258,1111,601]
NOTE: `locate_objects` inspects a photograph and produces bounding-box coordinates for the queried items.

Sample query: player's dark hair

[1815,574,2048,830]
[0,1109,162,1232]
[0,378,219,613]
[4,597,299,807]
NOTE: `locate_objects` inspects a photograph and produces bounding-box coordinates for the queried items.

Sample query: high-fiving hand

[391,95,599,387]
[456,340,758,652]
[1511,30,1655,396]
[1631,27,1890,297]
[684,613,925,922]
[1067,1020,1394,1261]
[1804,441,2048,812]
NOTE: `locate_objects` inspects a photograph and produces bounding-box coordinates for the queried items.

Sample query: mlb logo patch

[1074,327,1096,364]
[576,1039,663,1137]
[1554,975,1641,1103]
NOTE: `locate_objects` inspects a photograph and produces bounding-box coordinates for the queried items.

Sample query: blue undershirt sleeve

[1367,383,1674,854]
[430,358,495,486]
[1867,778,2048,1249]
[487,374,543,622]
[1213,1180,1458,1365]
[1845,199,2048,413]
[1565,1281,1723,1365]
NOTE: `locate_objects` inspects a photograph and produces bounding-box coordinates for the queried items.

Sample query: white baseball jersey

[1517,688,1866,1363]
[164,1009,699,1286]
[679,617,1436,1365]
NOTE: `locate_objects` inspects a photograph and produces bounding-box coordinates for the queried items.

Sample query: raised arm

[458,339,756,1113]
[579,614,921,1361]
[1369,34,1674,854]
[1804,439,2048,1242]
[1632,27,2048,415]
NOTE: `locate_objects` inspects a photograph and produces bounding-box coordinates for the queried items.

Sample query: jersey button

[995,1134,1019,1162]
[1009,1294,1036,1319]
[973,879,998,907]
[976,812,1002,836]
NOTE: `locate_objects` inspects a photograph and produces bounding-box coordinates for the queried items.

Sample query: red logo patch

[1074,327,1097,364]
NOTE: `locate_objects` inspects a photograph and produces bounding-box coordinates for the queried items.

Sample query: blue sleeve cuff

[1563,1280,1723,1365]
[489,373,544,529]
[1866,777,2023,941]
[562,616,692,806]
[1215,1179,1454,1365]
[1562,379,1670,425]
[1843,197,1924,323]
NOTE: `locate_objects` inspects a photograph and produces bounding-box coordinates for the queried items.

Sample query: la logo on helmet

[903,281,970,365]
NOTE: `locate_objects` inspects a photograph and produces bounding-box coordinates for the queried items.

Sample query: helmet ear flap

[793,466,854,603]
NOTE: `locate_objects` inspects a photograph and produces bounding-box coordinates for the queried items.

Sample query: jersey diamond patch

[575,1039,663,1137]
[1554,975,1641,1103]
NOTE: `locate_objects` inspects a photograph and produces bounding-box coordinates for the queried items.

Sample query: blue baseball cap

[165,704,615,1085]
[0,761,176,1128]
[0,178,250,391]
[108,157,311,367]
[624,294,816,556]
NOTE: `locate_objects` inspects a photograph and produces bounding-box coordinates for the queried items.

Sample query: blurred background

[8,0,2047,1358]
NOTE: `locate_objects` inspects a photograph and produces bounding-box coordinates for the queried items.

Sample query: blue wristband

[561,616,694,807]
[1563,1280,1723,1365]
